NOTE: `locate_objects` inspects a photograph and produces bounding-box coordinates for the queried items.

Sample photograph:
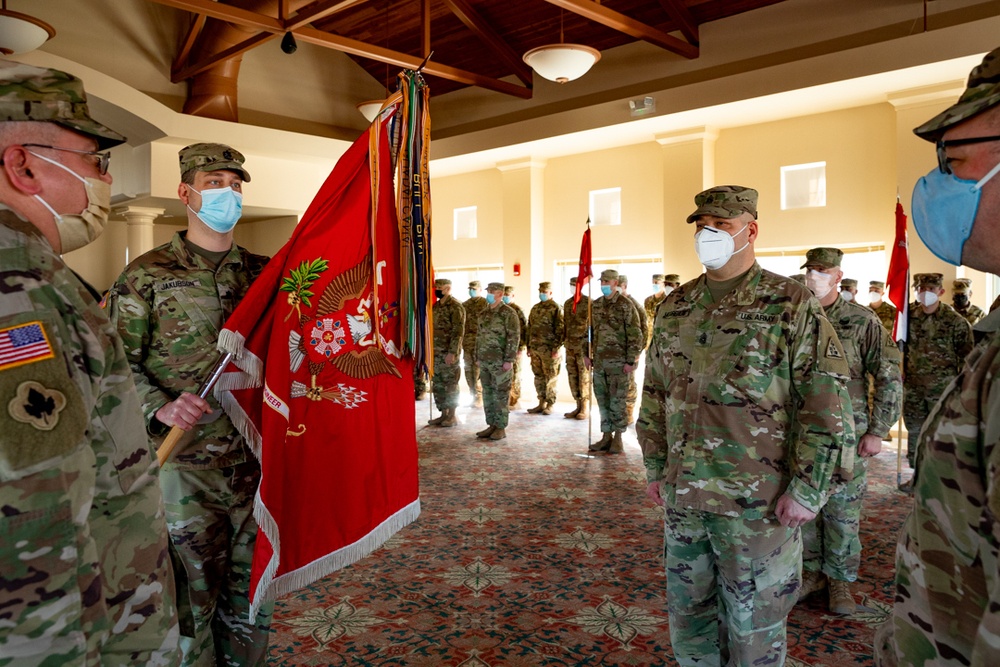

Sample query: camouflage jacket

[870,300,897,334]
[904,302,974,396]
[637,263,855,518]
[432,294,465,358]
[562,295,591,354]
[590,291,643,367]
[644,292,666,345]
[476,303,520,365]
[955,303,987,327]
[824,297,902,439]
[527,299,563,353]
[462,296,488,350]
[625,293,649,348]
[890,310,1000,664]
[107,231,268,469]
[508,302,528,350]
[0,210,178,664]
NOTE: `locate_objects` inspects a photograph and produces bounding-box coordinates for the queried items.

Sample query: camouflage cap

[687,185,758,224]
[801,247,843,269]
[538,281,552,291]
[914,47,1000,141]
[953,278,972,293]
[840,278,858,289]
[652,274,664,283]
[617,274,629,286]
[179,142,251,182]
[503,285,514,295]
[468,280,481,289]
[600,269,619,281]
[569,276,578,286]
[0,60,126,150]
[913,272,944,288]
[869,280,885,290]
[664,274,681,284]
[434,278,451,288]
[487,281,505,292]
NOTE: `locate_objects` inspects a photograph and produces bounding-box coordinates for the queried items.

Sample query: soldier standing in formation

[526,281,563,415]
[475,282,520,441]
[462,280,488,406]
[586,269,643,455]
[877,45,1000,666]
[616,273,648,424]
[798,248,903,615]
[0,60,180,666]
[503,285,528,409]
[902,272,974,469]
[562,276,591,420]
[638,185,854,666]
[427,278,465,427]
[839,278,859,302]
[108,143,273,665]
[952,277,986,326]
[643,274,667,345]
[867,280,897,334]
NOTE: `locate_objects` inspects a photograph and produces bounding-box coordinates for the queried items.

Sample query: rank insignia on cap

[8,380,67,431]
[0,321,54,372]
[826,339,844,360]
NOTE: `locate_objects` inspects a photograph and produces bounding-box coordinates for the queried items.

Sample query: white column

[119,206,164,265]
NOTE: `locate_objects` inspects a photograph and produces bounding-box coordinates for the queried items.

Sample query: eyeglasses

[935,135,1000,174]
[22,143,111,175]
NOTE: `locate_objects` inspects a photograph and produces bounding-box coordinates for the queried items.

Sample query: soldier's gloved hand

[502,361,513,371]
[445,352,456,365]
[624,363,636,374]
[583,357,592,369]
[774,493,817,528]
[646,481,664,507]
[156,392,213,431]
[858,433,883,458]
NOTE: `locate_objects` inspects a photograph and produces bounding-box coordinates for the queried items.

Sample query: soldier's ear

[1,146,43,195]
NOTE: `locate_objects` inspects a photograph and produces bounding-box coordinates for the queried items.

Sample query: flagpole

[157,352,233,466]
[587,275,593,452]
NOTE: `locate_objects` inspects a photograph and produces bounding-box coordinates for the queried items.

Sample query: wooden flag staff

[157,352,233,466]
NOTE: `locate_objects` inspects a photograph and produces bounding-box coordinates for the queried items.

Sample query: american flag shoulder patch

[0,321,56,372]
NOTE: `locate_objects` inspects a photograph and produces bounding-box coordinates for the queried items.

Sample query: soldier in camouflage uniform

[952,277,986,326]
[875,46,1000,667]
[107,143,273,666]
[428,278,465,427]
[503,285,528,409]
[638,186,855,666]
[643,274,669,347]
[562,276,591,420]
[902,272,974,467]
[475,282,520,441]
[586,269,643,454]
[616,274,647,425]
[413,364,427,400]
[462,280,488,406]
[868,280,897,333]
[838,277,859,302]
[526,281,563,415]
[798,248,903,615]
[0,62,179,666]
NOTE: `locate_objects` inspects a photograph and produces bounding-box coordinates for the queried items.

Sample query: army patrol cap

[840,278,858,289]
[801,247,843,269]
[869,280,885,290]
[664,274,680,284]
[569,276,578,286]
[913,272,944,288]
[179,142,251,182]
[652,274,664,283]
[503,285,515,295]
[538,281,552,291]
[953,278,972,293]
[486,282,504,292]
[468,280,481,289]
[915,47,1000,141]
[617,274,629,286]
[0,61,126,150]
[434,278,451,288]
[687,185,758,224]
[600,269,619,281]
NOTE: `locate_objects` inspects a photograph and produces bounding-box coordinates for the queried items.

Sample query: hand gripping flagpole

[157,352,233,466]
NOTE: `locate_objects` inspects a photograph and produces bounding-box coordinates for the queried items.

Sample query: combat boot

[476,425,496,439]
[564,400,581,419]
[440,408,457,427]
[527,401,546,414]
[607,430,624,454]
[427,412,445,426]
[799,570,827,599]
[588,432,612,453]
[828,579,856,615]
[489,427,507,440]
[575,400,589,420]
[541,402,553,415]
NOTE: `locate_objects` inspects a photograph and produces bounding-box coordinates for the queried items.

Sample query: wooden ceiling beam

[421,0,431,58]
[540,0,698,59]
[172,13,207,80]
[145,0,283,32]
[444,0,533,86]
[171,32,277,83]
[295,26,534,98]
[283,0,372,32]
[657,0,699,45]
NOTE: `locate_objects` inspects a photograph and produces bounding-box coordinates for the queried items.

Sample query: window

[589,187,621,226]
[453,206,477,240]
[780,162,826,210]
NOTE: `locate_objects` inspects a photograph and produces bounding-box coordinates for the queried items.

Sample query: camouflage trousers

[801,459,868,581]
[565,348,590,401]
[663,499,800,667]
[509,351,525,406]
[903,388,943,466]
[160,460,274,667]
[529,348,561,405]
[593,363,631,433]
[480,362,513,428]
[413,365,427,398]
[431,355,462,410]
[462,344,481,399]
[625,367,638,421]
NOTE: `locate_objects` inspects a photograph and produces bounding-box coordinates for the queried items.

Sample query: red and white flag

[886,201,910,343]
[573,224,592,313]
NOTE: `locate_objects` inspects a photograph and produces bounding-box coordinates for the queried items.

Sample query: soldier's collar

[172,230,242,270]
[685,262,761,306]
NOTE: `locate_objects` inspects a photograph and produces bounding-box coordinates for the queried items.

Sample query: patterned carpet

[267,398,912,666]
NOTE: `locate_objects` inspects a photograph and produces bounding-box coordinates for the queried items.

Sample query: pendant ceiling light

[0,0,55,55]
[523,44,600,84]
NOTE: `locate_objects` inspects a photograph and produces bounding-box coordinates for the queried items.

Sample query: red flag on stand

[886,201,910,343]
[573,224,592,313]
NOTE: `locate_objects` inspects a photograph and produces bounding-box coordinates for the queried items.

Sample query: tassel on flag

[886,201,910,343]
[573,222,592,313]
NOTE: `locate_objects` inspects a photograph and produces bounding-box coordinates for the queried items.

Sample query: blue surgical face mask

[601,285,612,297]
[502,296,511,304]
[911,160,1000,265]
[187,185,243,233]
[486,293,496,304]
[469,289,477,298]
[539,293,548,302]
